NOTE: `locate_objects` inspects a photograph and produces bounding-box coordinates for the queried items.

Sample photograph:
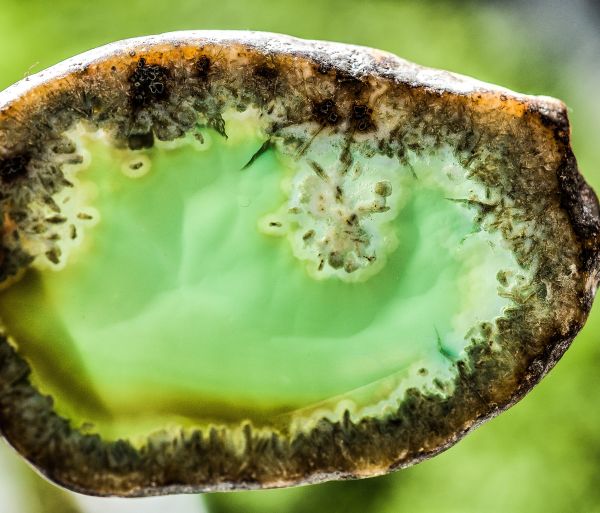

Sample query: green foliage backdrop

[0,1,598,511]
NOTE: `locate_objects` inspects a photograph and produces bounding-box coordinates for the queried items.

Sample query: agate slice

[0,31,598,496]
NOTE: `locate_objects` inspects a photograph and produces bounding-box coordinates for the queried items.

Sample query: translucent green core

[0,111,520,438]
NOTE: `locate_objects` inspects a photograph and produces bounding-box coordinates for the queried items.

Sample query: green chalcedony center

[0,110,519,436]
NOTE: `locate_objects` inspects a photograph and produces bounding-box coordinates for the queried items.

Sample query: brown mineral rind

[0,31,598,496]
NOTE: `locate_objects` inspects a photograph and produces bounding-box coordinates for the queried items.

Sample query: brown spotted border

[0,31,598,496]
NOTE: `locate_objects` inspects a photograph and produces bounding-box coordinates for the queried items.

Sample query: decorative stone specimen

[0,31,598,496]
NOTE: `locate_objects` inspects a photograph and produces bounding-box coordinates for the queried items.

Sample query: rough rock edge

[0,31,598,496]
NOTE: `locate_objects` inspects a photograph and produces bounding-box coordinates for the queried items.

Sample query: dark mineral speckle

[313,99,341,125]
[255,63,278,81]
[195,55,211,79]
[0,153,31,184]
[127,132,154,150]
[351,103,375,132]
[128,58,170,110]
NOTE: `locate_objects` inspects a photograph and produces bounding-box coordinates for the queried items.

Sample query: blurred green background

[0,0,599,512]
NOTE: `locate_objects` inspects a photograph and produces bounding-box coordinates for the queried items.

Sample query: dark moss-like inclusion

[0,106,526,439]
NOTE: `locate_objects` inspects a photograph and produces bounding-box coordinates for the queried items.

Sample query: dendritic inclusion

[0,31,597,496]
[0,105,530,437]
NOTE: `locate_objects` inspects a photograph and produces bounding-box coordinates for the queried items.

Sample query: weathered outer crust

[0,31,598,496]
